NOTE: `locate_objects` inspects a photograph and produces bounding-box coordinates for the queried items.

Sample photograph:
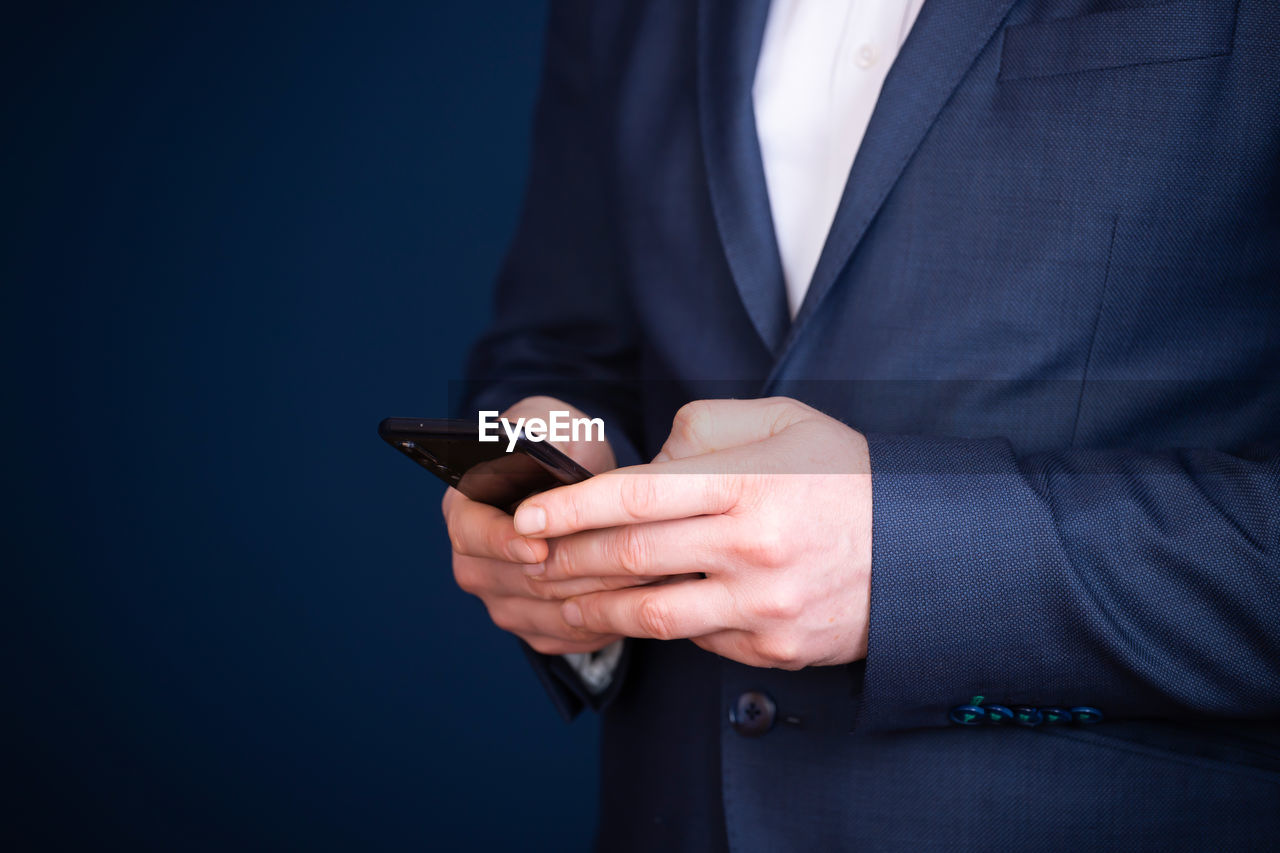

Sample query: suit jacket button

[983,704,1014,724]
[1070,706,1104,724]
[730,690,776,737]
[1042,707,1073,724]
[948,704,986,726]
[1012,706,1043,726]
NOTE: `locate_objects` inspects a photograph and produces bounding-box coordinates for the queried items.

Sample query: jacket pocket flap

[999,0,1237,82]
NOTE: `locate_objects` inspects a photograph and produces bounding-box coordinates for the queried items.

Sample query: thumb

[655,397,812,462]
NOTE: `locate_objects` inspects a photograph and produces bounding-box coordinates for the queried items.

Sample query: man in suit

[444,0,1280,849]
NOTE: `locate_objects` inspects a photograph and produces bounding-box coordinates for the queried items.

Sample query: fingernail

[523,561,545,576]
[513,504,546,535]
[562,601,583,627]
[511,539,538,563]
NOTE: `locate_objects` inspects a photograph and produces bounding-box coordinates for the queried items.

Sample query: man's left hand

[514,397,873,669]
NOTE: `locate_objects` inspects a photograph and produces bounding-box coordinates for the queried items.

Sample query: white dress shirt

[754,0,925,316]
[563,0,925,693]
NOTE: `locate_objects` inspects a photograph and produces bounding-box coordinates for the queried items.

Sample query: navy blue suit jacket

[463,0,1280,849]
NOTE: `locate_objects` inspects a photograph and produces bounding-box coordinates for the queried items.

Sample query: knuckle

[548,539,578,579]
[442,494,469,542]
[451,557,477,592]
[613,525,649,576]
[766,396,807,421]
[756,633,803,669]
[754,584,803,621]
[637,594,677,640]
[557,492,584,533]
[673,400,714,441]
[486,525,511,560]
[446,517,482,558]
[621,474,659,520]
[743,526,788,569]
[703,474,740,512]
[485,600,519,633]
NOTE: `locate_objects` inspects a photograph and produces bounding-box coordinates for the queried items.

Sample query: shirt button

[730,690,776,737]
[948,704,986,726]
[854,43,878,70]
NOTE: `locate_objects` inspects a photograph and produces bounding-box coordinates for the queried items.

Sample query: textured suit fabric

[461,0,1280,849]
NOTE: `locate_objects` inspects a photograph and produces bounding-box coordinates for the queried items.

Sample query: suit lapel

[781,0,1020,356]
[697,0,789,357]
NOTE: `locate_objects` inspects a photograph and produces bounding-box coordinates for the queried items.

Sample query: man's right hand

[441,396,633,655]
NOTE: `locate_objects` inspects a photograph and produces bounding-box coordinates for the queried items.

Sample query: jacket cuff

[856,433,1049,733]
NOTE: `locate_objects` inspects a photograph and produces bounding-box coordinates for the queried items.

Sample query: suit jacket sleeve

[857,433,1280,733]
[457,0,641,721]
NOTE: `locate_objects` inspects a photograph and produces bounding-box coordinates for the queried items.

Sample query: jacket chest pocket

[998,0,1238,82]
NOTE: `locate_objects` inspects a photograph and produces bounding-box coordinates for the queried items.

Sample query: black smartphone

[378,418,593,514]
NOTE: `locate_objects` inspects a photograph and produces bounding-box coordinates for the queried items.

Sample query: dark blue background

[4,2,602,849]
